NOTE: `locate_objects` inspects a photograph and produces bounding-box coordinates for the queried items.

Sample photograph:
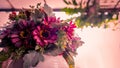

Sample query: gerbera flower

[63,21,76,39]
[32,24,57,47]
[10,20,36,48]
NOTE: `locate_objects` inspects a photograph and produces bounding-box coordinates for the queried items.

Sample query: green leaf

[75,18,85,28]
[0,51,10,62]
[62,7,80,15]
[85,22,91,27]
[75,18,80,27]
[13,46,26,59]
[104,24,109,28]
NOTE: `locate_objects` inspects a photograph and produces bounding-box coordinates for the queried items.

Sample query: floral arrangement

[0,3,84,68]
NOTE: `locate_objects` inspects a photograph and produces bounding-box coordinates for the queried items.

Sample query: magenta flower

[10,20,36,48]
[63,21,76,39]
[32,24,57,47]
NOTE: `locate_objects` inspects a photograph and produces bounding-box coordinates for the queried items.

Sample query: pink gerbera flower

[63,21,76,39]
[32,24,57,47]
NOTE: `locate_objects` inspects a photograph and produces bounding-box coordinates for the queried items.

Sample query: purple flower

[0,29,10,39]
[0,22,15,39]
[69,37,84,52]
[32,24,57,47]
[10,20,35,48]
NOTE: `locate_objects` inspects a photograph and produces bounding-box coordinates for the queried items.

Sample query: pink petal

[11,34,19,38]
[12,38,20,43]
[37,26,41,31]
[15,41,22,47]
[33,30,38,35]
[22,20,27,27]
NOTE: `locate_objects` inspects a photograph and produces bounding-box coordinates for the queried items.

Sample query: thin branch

[90,0,96,7]
[6,0,15,9]
[86,0,97,11]
[44,0,47,4]
[86,0,91,10]
[112,0,120,13]
[114,0,120,9]
[79,0,82,8]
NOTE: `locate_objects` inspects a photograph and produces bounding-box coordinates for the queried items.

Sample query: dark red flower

[10,20,35,48]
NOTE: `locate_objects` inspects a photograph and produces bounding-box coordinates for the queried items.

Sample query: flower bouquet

[0,3,84,68]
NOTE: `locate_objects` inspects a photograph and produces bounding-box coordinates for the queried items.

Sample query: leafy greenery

[62,0,119,28]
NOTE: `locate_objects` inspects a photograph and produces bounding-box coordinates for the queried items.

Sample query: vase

[35,55,69,68]
[1,58,23,68]
[2,55,69,68]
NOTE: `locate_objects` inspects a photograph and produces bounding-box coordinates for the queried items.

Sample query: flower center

[20,30,29,38]
[40,30,50,38]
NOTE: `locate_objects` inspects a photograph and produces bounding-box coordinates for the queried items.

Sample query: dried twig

[6,0,15,9]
